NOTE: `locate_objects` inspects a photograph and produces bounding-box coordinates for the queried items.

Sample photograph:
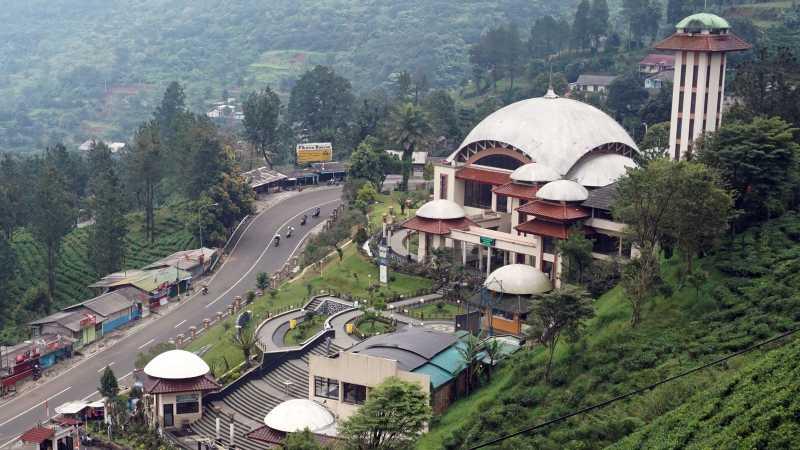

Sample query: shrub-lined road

[0,187,342,447]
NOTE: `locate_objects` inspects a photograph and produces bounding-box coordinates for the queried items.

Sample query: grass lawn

[354,315,396,337]
[187,244,432,376]
[406,301,460,320]
[284,314,326,346]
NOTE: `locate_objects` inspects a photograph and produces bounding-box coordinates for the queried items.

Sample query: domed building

[246,399,338,447]
[140,349,220,430]
[467,264,553,335]
[406,89,639,285]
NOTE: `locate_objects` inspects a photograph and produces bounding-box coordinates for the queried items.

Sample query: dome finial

[544,62,558,99]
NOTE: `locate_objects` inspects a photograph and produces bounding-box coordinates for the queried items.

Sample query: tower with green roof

[653,12,751,160]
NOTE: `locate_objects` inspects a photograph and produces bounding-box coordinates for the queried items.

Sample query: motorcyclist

[273,234,281,246]
[313,207,321,217]
[301,214,307,225]
[287,226,295,238]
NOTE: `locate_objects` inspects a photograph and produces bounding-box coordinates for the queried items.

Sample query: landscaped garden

[186,243,432,377]
[352,313,396,338]
[405,301,461,320]
[284,313,326,346]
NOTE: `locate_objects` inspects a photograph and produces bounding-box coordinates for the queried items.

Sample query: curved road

[0,187,342,447]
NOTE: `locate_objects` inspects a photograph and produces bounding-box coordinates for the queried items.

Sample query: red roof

[515,220,570,239]
[54,416,82,426]
[401,216,476,235]
[455,167,511,185]
[19,426,54,444]
[653,33,751,52]
[246,426,285,445]
[492,183,539,200]
[517,200,590,221]
[639,53,675,66]
[142,373,220,394]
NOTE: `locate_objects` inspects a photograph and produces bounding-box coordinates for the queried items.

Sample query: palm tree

[232,324,259,367]
[457,333,483,394]
[388,103,431,191]
[482,338,504,381]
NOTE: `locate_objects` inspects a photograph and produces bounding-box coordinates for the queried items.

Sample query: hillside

[2,204,198,342]
[0,0,574,153]
[420,213,800,449]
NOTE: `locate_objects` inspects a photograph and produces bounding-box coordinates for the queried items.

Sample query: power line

[469,327,799,449]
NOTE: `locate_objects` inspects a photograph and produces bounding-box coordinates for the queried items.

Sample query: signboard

[479,236,496,247]
[296,142,333,164]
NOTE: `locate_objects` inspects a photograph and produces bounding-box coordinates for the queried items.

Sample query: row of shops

[242,162,348,195]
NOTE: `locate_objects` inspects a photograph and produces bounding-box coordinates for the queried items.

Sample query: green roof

[676,13,730,30]
[413,363,453,389]
[129,266,192,292]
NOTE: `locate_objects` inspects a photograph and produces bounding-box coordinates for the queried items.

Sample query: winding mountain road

[0,187,342,447]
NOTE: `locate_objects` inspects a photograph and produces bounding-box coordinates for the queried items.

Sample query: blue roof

[413,363,453,389]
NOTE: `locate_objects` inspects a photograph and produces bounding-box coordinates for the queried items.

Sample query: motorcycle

[300,215,307,226]
[273,235,281,247]
[312,207,321,218]
[201,286,209,295]
[286,227,294,238]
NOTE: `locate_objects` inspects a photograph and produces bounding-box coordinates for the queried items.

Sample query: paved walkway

[256,309,307,351]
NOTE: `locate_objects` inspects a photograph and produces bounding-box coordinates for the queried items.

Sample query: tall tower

[653,13,750,160]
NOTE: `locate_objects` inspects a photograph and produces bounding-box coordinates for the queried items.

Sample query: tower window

[680,64,687,87]
[690,93,696,114]
[688,119,695,142]
[678,91,684,111]
[717,91,722,114]
[692,65,699,88]
[439,174,448,200]
[703,93,709,116]
[706,65,711,88]
[676,118,682,137]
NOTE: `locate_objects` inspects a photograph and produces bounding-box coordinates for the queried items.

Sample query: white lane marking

[137,338,154,350]
[205,198,340,308]
[0,191,340,424]
[174,320,187,328]
[0,387,71,428]
[97,362,115,373]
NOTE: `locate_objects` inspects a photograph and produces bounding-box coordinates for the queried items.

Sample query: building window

[717,91,722,114]
[676,118,682,137]
[175,394,200,415]
[464,180,492,209]
[692,65,699,88]
[542,236,557,254]
[343,383,367,404]
[496,195,508,213]
[688,119,695,142]
[690,93,696,113]
[314,376,339,400]
[706,64,711,88]
[703,93,709,116]
[679,64,686,87]
[719,60,725,87]
[678,91,684,111]
[439,174,448,200]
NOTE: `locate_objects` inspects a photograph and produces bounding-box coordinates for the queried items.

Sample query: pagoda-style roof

[653,32,751,52]
[455,166,511,186]
[517,200,590,221]
[401,216,476,235]
[141,373,220,395]
[492,182,539,200]
[19,427,54,444]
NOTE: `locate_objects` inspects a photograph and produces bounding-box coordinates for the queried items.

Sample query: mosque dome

[536,180,589,202]
[567,153,637,187]
[450,93,637,175]
[484,264,552,295]
[264,399,335,433]
[676,13,730,31]
[144,349,210,380]
[416,199,466,220]
[510,163,561,184]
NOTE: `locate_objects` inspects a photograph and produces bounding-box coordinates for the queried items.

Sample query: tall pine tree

[87,143,127,276]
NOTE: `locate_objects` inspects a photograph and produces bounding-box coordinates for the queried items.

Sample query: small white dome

[536,180,589,202]
[264,399,335,433]
[144,350,210,380]
[510,163,561,183]
[484,264,552,295]
[416,199,466,220]
[567,153,636,187]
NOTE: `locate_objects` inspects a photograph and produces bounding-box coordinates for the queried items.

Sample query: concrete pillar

[462,243,467,265]
[486,246,492,276]
[478,245,483,271]
[215,311,223,322]
[203,318,211,330]
[176,334,184,346]
[189,326,197,338]
[417,231,427,261]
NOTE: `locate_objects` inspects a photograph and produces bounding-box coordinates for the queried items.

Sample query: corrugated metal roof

[67,287,140,317]
[413,363,453,389]
[582,183,619,211]
[242,166,287,189]
[575,74,617,86]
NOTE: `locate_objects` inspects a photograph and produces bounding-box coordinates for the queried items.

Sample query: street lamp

[198,202,219,249]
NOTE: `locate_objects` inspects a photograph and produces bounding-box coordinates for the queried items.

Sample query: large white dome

[450,95,637,176]
[416,199,466,220]
[144,349,210,380]
[484,264,552,295]
[536,180,589,202]
[510,163,560,183]
[567,153,637,187]
[264,399,335,433]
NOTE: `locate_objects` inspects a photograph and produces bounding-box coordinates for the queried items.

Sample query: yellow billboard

[296,142,333,164]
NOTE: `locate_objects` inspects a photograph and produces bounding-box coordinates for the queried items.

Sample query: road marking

[205,198,341,308]
[137,338,155,350]
[0,387,71,428]
[97,362,115,373]
[174,320,187,328]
